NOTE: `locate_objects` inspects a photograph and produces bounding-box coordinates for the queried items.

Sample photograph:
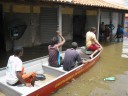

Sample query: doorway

[73,15,86,46]
[0,4,7,68]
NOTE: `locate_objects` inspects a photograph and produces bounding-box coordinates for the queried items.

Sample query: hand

[56,31,61,36]
[25,83,32,87]
[83,60,90,64]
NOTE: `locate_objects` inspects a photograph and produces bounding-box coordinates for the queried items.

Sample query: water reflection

[52,42,128,96]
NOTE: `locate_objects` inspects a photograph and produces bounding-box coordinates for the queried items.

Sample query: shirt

[109,24,114,31]
[48,45,59,67]
[63,48,82,71]
[6,55,22,85]
[86,31,96,48]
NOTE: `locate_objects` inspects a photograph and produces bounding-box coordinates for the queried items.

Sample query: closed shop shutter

[40,7,57,43]
[62,14,73,40]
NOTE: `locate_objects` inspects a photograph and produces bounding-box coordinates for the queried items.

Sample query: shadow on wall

[7,19,27,51]
[8,19,27,40]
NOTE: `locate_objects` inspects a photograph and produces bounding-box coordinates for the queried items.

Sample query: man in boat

[86,27,103,59]
[48,31,65,67]
[63,42,88,71]
[6,46,36,87]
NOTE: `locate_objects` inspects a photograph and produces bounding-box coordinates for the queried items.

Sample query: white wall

[100,11,110,24]
[112,12,119,35]
[100,11,119,36]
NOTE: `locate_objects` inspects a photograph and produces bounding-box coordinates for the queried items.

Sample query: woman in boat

[48,31,65,67]
[6,46,36,87]
[86,27,103,59]
[63,42,88,71]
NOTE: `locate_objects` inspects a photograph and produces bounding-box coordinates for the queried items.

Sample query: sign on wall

[86,10,97,15]
[62,7,73,15]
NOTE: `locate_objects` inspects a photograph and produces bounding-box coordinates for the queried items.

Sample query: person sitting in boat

[6,46,36,87]
[63,42,88,71]
[86,27,103,59]
[48,31,65,67]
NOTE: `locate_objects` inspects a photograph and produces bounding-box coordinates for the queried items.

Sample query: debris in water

[104,77,116,81]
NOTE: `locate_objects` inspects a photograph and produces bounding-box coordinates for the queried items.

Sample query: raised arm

[56,31,66,49]
[112,24,115,30]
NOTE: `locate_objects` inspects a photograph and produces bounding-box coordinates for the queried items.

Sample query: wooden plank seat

[78,47,93,55]
[85,50,93,55]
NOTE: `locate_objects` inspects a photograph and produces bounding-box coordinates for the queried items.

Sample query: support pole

[58,5,62,51]
[97,8,100,41]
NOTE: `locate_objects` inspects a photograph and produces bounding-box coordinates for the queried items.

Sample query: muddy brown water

[51,42,128,96]
[1,42,128,96]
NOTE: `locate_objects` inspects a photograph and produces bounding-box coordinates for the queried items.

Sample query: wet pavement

[122,36,128,58]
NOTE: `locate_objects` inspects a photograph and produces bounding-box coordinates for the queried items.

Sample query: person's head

[105,24,108,28]
[110,20,112,24]
[101,22,104,24]
[90,27,96,33]
[13,46,23,57]
[118,24,121,28]
[71,42,78,49]
[50,37,59,45]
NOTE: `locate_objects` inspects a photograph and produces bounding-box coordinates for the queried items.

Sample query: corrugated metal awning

[41,0,128,10]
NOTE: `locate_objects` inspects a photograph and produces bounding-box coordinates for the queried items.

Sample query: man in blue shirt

[113,24,124,42]
[108,21,115,32]
[108,21,115,41]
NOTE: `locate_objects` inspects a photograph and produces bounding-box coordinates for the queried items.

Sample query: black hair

[50,37,59,45]
[71,42,78,49]
[13,46,23,56]
[118,24,121,28]
[90,27,96,32]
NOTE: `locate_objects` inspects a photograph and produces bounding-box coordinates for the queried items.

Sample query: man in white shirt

[86,27,103,59]
[6,47,36,87]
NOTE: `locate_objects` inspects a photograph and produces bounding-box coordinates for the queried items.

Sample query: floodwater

[1,41,128,96]
[52,42,128,96]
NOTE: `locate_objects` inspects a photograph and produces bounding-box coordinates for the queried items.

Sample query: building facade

[0,0,128,67]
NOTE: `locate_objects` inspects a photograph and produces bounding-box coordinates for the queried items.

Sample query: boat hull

[27,56,100,96]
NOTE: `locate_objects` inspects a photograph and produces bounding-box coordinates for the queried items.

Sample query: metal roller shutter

[40,7,57,43]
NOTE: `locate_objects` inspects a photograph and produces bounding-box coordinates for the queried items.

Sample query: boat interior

[0,47,93,96]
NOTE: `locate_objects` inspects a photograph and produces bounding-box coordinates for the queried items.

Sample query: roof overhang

[1,0,128,11]
[40,0,128,11]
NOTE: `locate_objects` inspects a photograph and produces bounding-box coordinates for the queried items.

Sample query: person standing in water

[108,21,115,41]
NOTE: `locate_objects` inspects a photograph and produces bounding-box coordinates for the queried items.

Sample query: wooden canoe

[0,47,101,96]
